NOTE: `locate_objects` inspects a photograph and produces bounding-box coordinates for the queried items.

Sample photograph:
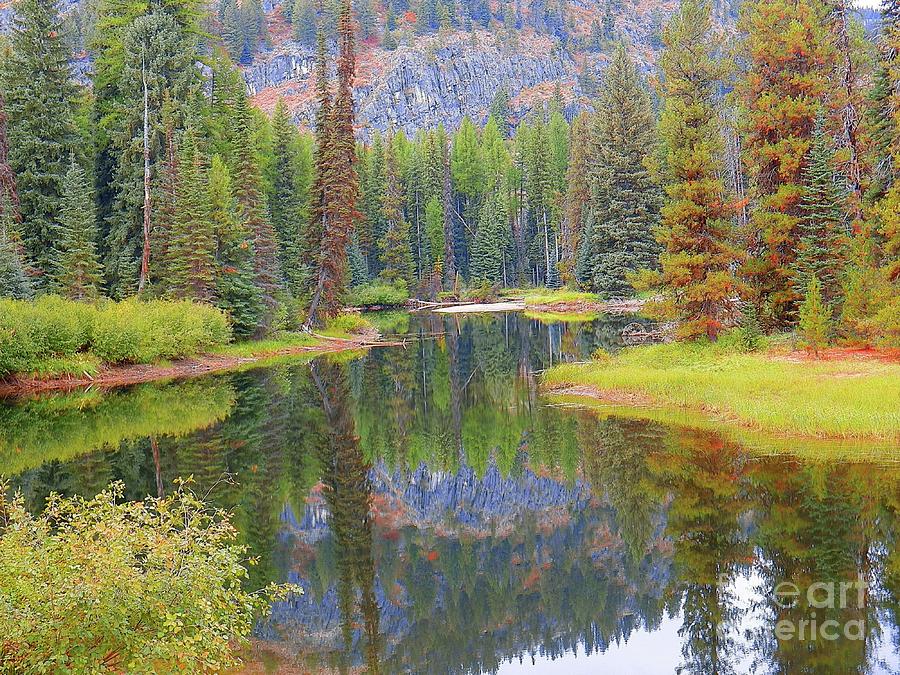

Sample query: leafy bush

[0,297,232,376]
[0,481,298,673]
[346,281,409,308]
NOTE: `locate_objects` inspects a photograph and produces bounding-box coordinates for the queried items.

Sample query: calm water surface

[3,311,900,674]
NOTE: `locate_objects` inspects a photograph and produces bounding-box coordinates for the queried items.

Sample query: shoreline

[541,345,900,444]
[0,335,391,398]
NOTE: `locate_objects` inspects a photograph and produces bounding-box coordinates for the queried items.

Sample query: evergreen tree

[104,7,198,297]
[53,156,102,300]
[166,123,217,301]
[577,44,661,298]
[561,112,590,285]
[0,194,31,299]
[232,89,282,330]
[379,136,415,288]
[637,0,742,340]
[796,119,848,307]
[450,116,483,230]
[307,0,359,326]
[209,154,263,338]
[361,131,387,276]
[270,99,311,295]
[221,0,245,58]
[293,0,319,46]
[736,0,836,328]
[798,274,831,354]
[0,92,19,224]
[488,88,511,138]
[2,0,79,277]
[470,188,509,285]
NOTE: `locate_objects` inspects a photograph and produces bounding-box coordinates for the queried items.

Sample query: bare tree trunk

[138,56,152,294]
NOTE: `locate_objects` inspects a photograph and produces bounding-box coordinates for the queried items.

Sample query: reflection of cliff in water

[263,454,672,674]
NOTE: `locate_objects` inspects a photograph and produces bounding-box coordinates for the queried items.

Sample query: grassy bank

[0,297,378,387]
[542,340,900,441]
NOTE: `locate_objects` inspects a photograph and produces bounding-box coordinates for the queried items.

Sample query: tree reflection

[312,360,382,673]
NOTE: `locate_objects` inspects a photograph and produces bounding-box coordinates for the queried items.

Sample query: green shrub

[346,282,409,308]
[0,298,232,375]
[0,481,299,673]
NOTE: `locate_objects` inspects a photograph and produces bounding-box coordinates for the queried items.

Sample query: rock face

[246,30,581,139]
[355,34,577,137]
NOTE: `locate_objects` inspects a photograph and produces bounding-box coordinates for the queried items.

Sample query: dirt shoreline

[0,337,388,398]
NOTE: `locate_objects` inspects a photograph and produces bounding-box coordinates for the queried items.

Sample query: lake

[3,310,900,674]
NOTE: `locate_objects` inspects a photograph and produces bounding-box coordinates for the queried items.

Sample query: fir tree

[167,123,217,301]
[2,0,79,277]
[293,0,319,46]
[232,89,281,330]
[378,135,415,288]
[736,0,837,328]
[0,196,31,300]
[307,0,359,327]
[638,0,742,340]
[470,188,509,285]
[561,112,590,285]
[0,92,19,224]
[798,274,831,354]
[796,119,848,306]
[577,43,661,298]
[270,99,311,295]
[53,156,102,300]
[104,7,198,297]
[221,0,245,58]
[209,154,263,338]
[305,29,335,291]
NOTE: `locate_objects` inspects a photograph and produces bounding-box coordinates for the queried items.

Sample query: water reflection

[3,312,900,674]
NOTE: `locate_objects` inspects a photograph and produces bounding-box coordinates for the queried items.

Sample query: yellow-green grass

[520,289,601,307]
[211,333,319,359]
[524,310,601,324]
[542,341,900,441]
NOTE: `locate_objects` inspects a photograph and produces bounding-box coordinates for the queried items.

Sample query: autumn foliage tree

[637,0,743,340]
[736,0,837,329]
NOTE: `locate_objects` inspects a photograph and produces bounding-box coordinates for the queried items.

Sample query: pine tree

[378,135,415,288]
[151,118,180,288]
[166,123,217,301]
[736,0,837,328]
[796,119,848,306]
[232,89,282,330]
[221,0,245,58]
[104,7,198,297]
[209,154,263,338]
[305,29,335,292]
[2,0,79,278]
[799,275,831,354]
[307,0,359,326]
[577,44,661,298]
[53,156,102,300]
[0,92,19,224]
[470,188,509,285]
[270,99,311,295]
[638,0,743,340]
[0,195,31,300]
[361,131,387,276]
[561,112,590,285]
